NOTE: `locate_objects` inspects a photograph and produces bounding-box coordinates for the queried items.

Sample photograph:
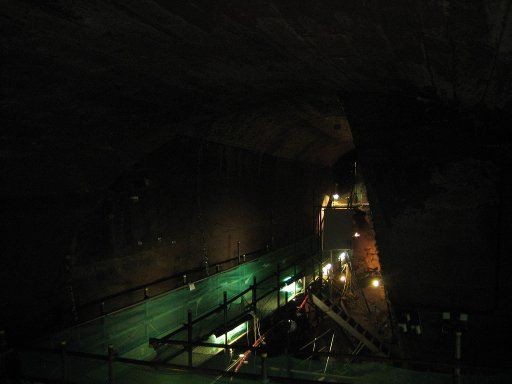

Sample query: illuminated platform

[14,237,510,383]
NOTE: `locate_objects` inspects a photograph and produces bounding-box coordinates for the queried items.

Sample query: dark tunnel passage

[1,1,512,383]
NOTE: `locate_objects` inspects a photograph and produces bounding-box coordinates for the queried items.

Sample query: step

[311,293,388,357]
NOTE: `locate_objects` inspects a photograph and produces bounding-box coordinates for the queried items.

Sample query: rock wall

[342,93,512,366]
[1,136,331,341]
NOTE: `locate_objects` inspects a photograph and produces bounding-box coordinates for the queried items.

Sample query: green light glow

[281,282,296,293]
[210,322,247,344]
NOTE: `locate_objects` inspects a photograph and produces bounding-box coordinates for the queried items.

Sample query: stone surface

[2,0,511,196]
[1,136,330,339]
[1,0,511,366]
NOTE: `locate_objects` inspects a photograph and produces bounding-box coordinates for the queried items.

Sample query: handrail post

[276,264,280,309]
[454,331,462,384]
[107,344,115,384]
[261,344,269,384]
[313,257,317,281]
[223,292,228,352]
[252,276,257,312]
[187,310,193,367]
[60,341,67,383]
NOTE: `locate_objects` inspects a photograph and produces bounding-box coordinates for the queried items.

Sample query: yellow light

[371,279,380,288]
[333,193,340,200]
[340,275,346,282]
[353,232,360,238]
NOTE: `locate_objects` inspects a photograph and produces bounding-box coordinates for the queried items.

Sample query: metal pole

[276,265,280,309]
[223,292,228,352]
[454,331,462,384]
[261,349,268,384]
[329,250,333,299]
[144,298,149,344]
[237,241,241,264]
[324,331,335,373]
[252,276,257,312]
[286,326,290,375]
[294,265,297,296]
[187,310,193,367]
[60,341,67,383]
[108,344,115,384]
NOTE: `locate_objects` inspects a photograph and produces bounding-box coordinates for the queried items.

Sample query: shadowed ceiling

[2,0,511,196]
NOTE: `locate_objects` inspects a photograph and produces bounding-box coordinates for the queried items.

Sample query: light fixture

[322,263,332,276]
[353,232,360,238]
[371,278,380,288]
[211,323,247,344]
[340,275,346,283]
[338,251,347,261]
[333,193,340,200]
[281,282,296,293]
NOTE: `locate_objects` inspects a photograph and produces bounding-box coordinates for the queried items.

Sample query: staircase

[310,280,390,357]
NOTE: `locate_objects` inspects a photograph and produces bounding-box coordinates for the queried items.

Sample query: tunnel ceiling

[2,0,511,196]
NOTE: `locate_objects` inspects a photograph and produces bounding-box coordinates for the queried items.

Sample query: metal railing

[77,245,270,322]
[11,340,509,384]
[150,257,314,367]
